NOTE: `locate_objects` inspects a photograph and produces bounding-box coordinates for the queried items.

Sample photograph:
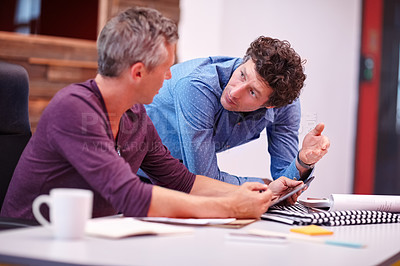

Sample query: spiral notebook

[261,203,400,226]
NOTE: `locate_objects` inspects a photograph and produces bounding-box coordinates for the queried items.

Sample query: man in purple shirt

[1,7,304,221]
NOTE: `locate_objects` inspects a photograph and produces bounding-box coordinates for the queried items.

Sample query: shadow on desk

[0,217,39,231]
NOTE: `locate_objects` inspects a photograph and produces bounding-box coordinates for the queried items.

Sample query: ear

[130,62,145,81]
[262,102,275,109]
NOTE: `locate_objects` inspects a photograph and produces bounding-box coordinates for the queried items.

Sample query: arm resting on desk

[147,175,272,219]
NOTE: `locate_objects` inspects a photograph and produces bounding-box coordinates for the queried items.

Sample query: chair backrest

[0,61,32,210]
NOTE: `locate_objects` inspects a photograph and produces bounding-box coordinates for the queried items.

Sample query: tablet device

[270,175,315,206]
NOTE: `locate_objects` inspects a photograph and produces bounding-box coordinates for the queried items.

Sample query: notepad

[85,217,193,239]
[290,225,333,235]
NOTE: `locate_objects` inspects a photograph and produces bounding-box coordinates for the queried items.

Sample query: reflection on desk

[0,219,399,266]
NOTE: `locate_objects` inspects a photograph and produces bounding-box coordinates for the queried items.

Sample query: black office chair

[0,61,38,230]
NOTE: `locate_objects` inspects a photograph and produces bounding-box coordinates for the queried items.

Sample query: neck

[94,74,135,140]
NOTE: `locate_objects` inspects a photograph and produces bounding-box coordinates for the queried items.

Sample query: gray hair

[97,7,179,77]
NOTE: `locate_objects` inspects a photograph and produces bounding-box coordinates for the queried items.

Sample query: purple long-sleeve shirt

[1,79,196,220]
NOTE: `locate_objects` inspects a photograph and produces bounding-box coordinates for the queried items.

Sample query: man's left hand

[300,122,330,165]
[268,177,305,205]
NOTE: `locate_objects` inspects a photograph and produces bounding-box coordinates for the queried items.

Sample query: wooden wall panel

[0,33,97,61]
[0,0,180,133]
[0,31,97,132]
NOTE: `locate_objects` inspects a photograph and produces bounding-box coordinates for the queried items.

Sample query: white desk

[0,219,399,266]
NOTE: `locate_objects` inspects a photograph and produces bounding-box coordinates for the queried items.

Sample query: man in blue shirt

[145,36,330,185]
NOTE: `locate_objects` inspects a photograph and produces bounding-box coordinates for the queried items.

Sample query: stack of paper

[85,217,194,239]
[299,194,400,212]
[138,217,236,225]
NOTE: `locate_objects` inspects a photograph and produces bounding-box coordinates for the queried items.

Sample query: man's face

[221,59,273,112]
[139,43,175,105]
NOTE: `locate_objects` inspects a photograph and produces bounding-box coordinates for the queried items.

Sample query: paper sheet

[329,194,400,212]
[138,217,236,225]
[86,217,193,239]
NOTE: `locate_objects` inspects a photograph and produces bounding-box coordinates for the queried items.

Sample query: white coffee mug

[32,188,93,240]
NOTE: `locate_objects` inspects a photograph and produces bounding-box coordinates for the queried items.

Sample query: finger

[287,195,296,205]
[321,136,331,150]
[276,176,290,182]
[260,200,272,216]
[282,193,295,206]
[276,176,300,185]
[288,188,303,205]
[300,184,309,193]
[311,122,325,136]
[315,148,329,161]
[260,189,272,202]
[245,182,268,192]
[257,189,272,207]
[308,145,330,161]
[283,178,303,187]
[320,149,329,158]
[290,191,301,204]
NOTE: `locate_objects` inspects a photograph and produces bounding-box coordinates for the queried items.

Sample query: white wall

[178,0,362,197]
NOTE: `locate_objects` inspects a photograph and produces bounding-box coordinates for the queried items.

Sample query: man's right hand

[227,182,272,218]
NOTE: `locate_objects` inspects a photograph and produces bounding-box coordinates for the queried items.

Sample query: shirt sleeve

[267,99,302,180]
[47,94,153,217]
[173,78,264,185]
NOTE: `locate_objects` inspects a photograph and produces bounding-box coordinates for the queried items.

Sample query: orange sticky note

[290,225,333,236]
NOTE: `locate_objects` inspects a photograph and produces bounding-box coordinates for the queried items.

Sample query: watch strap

[297,151,314,169]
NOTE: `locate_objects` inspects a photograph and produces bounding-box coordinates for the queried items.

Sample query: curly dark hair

[243,36,306,108]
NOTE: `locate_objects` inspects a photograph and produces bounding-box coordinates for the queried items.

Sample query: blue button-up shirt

[145,56,302,185]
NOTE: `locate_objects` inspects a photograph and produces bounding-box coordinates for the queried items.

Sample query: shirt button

[237,123,241,125]
[293,177,297,181]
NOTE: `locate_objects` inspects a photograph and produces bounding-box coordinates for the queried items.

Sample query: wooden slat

[29,80,70,99]
[29,57,97,69]
[28,98,51,132]
[0,31,96,49]
[0,31,97,61]
[29,98,49,117]
[47,66,97,83]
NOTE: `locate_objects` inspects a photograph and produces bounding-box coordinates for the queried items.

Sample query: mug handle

[32,195,52,228]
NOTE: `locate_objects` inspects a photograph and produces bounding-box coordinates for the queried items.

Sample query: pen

[247,229,366,249]
[225,232,288,244]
